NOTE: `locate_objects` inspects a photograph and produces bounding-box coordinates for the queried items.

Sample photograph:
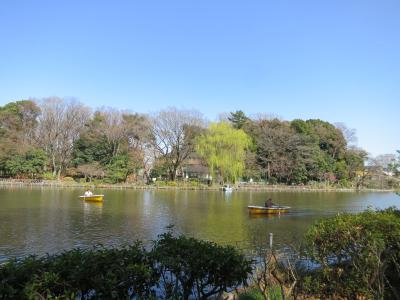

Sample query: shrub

[0,243,157,300]
[239,287,265,300]
[155,180,167,187]
[104,154,130,183]
[4,149,47,179]
[298,208,400,299]
[151,232,252,300]
[62,176,75,182]
[42,172,56,180]
[338,178,351,188]
[239,286,282,300]
[189,179,200,186]
[0,235,252,300]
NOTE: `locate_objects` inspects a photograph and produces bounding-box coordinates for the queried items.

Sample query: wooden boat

[247,205,290,214]
[79,195,104,202]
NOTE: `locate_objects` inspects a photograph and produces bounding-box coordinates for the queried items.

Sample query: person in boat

[84,189,93,197]
[265,198,274,207]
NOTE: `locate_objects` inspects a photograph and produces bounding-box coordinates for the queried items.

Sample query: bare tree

[94,108,151,156]
[369,154,397,172]
[0,100,41,157]
[150,108,204,181]
[216,112,230,122]
[77,162,105,182]
[249,112,280,122]
[126,114,155,183]
[335,122,358,146]
[95,108,127,157]
[36,97,90,178]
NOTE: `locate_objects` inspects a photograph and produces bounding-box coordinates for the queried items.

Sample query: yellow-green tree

[196,122,251,183]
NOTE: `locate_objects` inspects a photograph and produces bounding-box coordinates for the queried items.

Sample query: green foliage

[152,232,252,300]
[105,154,130,183]
[0,99,371,186]
[0,100,42,175]
[244,117,364,185]
[344,148,368,179]
[334,160,349,181]
[0,235,252,300]
[72,135,113,166]
[290,119,315,137]
[188,178,200,186]
[196,122,252,183]
[62,177,75,182]
[239,288,266,300]
[228,110,250,129]
[299,208,400,299]
[150,160,169,179]
[0,243,156,300]
[166,181,177,186]
[42,172,56,180]
[71,112,114,166]
[4,149,47,178]
[0,100,40,134]
[305,119,346,159]
[239,287,283,300]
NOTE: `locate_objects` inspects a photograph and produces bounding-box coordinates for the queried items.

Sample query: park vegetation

[0,232,252,300]
[248,208,400,300]
[0,98,399,188]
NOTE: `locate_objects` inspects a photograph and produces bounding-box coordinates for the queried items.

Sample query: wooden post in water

[269,232,273,249]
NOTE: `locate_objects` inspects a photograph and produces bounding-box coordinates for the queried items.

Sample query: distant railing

[0,178,43,184]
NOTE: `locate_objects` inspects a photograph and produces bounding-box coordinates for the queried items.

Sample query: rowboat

[247,205,290,214]
[79,195,104,202]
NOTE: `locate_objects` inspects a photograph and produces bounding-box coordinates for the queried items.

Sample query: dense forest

[0,98,399,187]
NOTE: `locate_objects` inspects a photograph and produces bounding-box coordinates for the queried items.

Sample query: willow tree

[196,122,251,184]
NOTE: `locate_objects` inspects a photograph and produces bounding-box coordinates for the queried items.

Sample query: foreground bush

[0,235,252,299]
[0,243,156,299]
[152,232,252,300]
[299,208,400,300]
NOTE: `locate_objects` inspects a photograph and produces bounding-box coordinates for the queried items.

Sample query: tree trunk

[52,155,57,177]
[169,169,176,181]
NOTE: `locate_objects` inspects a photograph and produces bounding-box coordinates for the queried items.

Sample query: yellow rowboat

[247,205,290,214]
[79,195,104,202]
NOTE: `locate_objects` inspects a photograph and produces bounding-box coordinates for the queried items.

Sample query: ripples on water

[0,187,398,261]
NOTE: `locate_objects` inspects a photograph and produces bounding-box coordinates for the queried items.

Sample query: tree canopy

[0,99,396,188]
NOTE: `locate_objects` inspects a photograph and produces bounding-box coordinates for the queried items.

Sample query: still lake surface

[0,187,399,262]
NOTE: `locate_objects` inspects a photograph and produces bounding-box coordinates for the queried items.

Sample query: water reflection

[0,188,398,261]
[248,213,285,219]
[83,201,103,210]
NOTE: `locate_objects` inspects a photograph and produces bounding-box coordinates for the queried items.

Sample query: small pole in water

[269,232,273,249]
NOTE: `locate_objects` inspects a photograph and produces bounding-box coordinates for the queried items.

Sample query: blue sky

[0,0,398,156]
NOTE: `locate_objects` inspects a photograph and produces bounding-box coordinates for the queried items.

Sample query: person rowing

[265,198,275,208]
[84,189,93,197]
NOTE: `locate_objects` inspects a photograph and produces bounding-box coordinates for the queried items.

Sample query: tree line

[0,98,398,186]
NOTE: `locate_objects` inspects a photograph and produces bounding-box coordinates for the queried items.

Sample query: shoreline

[0,179,395,193]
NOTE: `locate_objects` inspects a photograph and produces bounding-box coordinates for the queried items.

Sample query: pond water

[0,187,399,262]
